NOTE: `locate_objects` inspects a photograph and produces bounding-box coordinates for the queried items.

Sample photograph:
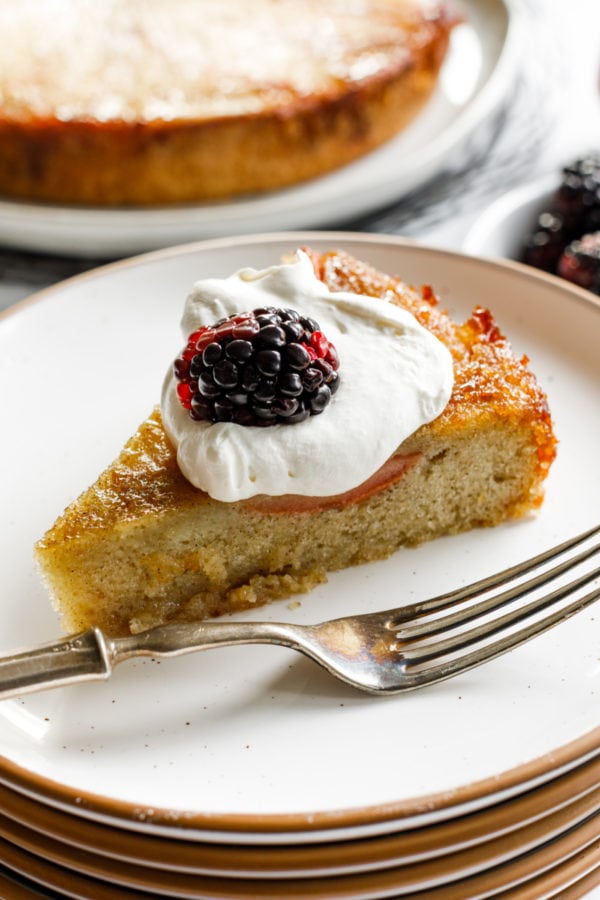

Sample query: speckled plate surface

[0,233,598,844]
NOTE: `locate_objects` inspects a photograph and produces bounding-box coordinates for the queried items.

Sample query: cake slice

[35,250,556,636]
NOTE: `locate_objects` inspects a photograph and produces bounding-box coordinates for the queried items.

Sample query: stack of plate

[0,234,599,899]
[0,740,600,900]
[0,735,599,898]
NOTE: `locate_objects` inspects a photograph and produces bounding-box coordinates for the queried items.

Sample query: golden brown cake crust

[0,0,454,205]
[36,249,557,636]
[313,250,557,478]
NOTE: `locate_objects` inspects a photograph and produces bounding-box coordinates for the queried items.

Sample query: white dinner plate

[0,0,518,258]
[0,233,599,845]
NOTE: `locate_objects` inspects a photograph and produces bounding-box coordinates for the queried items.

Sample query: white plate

[463,175,555,260]
[0,0,517,258]
[0,233,599,845]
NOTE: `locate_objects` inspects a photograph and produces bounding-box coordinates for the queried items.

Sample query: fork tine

[399,583,600,690]
[398,528,600,640]
[391,523,600,624]
[396,560,600,664]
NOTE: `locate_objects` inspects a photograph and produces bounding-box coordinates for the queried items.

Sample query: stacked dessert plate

[0,233,599,898]
[0,753,599,898]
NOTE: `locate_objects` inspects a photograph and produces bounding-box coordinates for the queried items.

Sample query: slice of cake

[0,0,455,205]
[35,250,556,636]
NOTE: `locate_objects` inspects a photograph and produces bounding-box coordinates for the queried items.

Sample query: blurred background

[0,0,598,309]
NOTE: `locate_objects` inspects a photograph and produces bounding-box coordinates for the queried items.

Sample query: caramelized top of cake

[315,249,556,463]
[0,0,449,124]
[39,249,556,545]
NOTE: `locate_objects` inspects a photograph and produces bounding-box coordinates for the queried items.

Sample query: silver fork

[1,525,599,700]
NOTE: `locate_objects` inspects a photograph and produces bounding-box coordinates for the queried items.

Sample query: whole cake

[0,0,455,205]
[35,249,557,636]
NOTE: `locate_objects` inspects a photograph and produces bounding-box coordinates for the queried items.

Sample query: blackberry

[173,308,340,426]
[521,152,600,285]
[554,153,600,234]
[522,211,567,272]
[557,231,600,295]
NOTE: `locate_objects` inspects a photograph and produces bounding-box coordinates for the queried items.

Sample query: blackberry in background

[520,152,600,291]
[553,153,600,234]
[557,232,600,295]
[522,211,567,271]
[583,200,600,236]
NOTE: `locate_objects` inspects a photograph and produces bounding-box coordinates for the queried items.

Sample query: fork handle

[0,621,300,702]
[108,620,299,662]
[0,629,112,701]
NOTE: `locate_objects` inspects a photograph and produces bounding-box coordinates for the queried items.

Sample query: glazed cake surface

[0,0,454,204]
[35,250,557,636]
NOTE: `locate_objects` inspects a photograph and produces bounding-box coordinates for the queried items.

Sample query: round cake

[0,0,454,205]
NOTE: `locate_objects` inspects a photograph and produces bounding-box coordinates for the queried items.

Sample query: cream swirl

[161,251,453,502]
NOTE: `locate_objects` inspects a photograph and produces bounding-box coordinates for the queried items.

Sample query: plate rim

[0,230,599,839]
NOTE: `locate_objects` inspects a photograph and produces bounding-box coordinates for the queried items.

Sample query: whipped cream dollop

[161,251,454,502]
